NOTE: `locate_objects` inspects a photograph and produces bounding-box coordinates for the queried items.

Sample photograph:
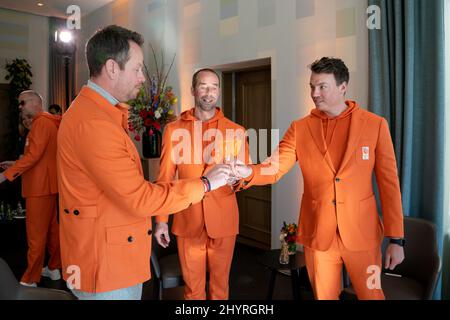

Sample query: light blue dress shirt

[87,80,119,106]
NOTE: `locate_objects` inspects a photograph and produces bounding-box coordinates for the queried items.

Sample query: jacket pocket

[70,205,98,218]
[298,194,318,237]
[358,194,382,240]
[60,205,98,287]
[217,193,239,234]
[105,220,151,276]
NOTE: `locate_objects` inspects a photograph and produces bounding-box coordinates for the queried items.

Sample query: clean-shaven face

[21,109,34,130]
[310,72,347,115]
[114,41,146,102]
[18,93,40,129]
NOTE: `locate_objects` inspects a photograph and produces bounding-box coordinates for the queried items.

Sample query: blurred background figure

[17,111,30,157]
[48,104,62,115]
[0,90,62,288]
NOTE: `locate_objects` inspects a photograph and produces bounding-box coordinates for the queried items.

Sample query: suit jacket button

[64,209,70,214]
[128,236,134,243]
[73,210,80,216]
[147,230,152,236]
[332,200,336,205]
[335,178,341,183]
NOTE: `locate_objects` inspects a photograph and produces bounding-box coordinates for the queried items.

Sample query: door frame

[220,62,272,249]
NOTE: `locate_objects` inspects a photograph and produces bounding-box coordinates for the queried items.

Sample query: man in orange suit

[154,68,248,300]
[57,25,232,300]
[233,57,405,300]
[0,90,62,287]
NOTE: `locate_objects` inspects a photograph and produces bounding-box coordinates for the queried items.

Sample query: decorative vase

[279,242,289,265]
[142,128,162,159]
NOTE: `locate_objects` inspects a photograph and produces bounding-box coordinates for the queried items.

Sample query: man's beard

[196,96,216,111]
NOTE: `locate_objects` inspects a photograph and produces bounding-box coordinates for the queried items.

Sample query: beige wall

[0,8,49,109]
[76,0,370,248]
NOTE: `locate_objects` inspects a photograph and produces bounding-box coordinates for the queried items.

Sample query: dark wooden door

[223,67,271,249]
[0,83,23,206]
[0,84,11,162]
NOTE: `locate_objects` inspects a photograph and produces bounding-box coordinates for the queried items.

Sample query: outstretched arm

[3,118,51,181]
[234,121,298,190]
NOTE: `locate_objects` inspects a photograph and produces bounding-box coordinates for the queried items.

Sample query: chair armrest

[150,251,162,279]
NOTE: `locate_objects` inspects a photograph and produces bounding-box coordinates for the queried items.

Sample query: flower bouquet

[280,221,298,255]
[128,45,178,158]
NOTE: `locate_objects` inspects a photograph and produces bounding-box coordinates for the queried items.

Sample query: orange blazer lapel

[338,109,368,174]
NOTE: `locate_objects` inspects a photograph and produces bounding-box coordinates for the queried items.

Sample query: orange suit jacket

[4,112,60,197]
[57,87,205,293]
[156,108,248,238]
[241,102,404,252]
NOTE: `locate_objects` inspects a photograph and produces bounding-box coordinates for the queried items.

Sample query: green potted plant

[5,58,33,106]
[4,58,33,157]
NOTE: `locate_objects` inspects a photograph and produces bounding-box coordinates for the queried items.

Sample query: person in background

[48,104,62,116]
[0,90,62,287]
[17,111,29,156]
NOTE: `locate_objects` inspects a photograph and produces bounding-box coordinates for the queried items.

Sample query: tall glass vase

[142,128,162,158]
[279,241,289,265]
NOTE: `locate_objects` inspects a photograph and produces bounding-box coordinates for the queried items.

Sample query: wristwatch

[389,238,406,247]
[200,176,211,193]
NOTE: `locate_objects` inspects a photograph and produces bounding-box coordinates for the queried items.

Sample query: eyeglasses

[18,99,31,108]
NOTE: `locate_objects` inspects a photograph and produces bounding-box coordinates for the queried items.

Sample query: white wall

[75,0,370,248]
[0,8,49,109]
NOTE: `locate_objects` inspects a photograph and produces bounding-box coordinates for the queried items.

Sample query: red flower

[149,128,153,135]
[139,110,148,119]
[144,119,153,127]
[128,123,135,132]
[153,122,161,131]
[134,134,141,141]
[286,235,296,243]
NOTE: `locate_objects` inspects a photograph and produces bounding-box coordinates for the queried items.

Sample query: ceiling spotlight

[37,2,44,6]
[59,31,73,43]
[54,29,76,57]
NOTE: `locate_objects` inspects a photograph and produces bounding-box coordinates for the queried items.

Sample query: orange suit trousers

[304,231,385,300]
[21,195,61,283]
[176,228,236,300]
